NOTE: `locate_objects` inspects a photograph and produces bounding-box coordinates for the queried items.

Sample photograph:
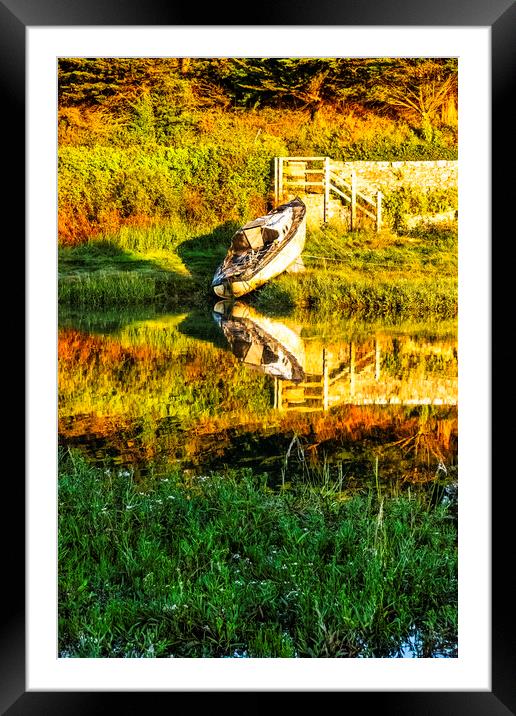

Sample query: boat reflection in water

[214,302,458,413]
[212,301,305,382]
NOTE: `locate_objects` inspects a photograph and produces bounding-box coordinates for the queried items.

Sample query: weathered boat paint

[212,197,306,298]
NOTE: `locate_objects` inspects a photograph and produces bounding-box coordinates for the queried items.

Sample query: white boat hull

[213,220,306,298]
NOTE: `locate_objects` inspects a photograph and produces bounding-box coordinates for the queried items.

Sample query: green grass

[58,221,458,318]
[254,272,457,320]
[58,270,195,308]
[58,450,457,658]
[254,223,457,320]
[58,221,236,308]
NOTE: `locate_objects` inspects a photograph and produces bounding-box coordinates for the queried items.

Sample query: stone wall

[331,160,458,194]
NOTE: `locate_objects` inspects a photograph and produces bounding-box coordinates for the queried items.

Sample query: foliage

[382,187,458,232]
[366,59,458,140]
[58,135,285,244]
[57,58,458,245]
[58,449,457,658]
[59,57,457,117]
[254,223,457,319]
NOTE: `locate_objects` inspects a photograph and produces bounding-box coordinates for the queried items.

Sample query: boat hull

[213,221,306,298]
[212,197,306,299]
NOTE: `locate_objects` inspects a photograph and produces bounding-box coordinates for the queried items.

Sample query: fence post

[274,157,278,204]
[324,156,330,223]
[278,157,284,203]
[351,170,357,231]
[376,191,382,232]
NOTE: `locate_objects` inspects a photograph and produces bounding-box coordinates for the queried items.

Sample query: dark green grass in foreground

[59,451,457,658]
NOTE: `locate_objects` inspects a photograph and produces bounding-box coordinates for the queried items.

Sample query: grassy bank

[59,450,457,658]
[58,221,457,318]
[254,221,457,319]
[254,274,456,320]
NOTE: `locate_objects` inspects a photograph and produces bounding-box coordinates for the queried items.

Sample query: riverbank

[58,220,458,319]
[58,450,457,658]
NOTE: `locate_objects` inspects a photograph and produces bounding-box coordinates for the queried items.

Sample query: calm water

[58,302,458,492]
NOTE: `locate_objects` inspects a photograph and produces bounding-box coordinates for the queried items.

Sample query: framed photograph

[10,0,510,711]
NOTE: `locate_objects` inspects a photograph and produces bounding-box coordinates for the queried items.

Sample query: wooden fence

[273,156,382,231]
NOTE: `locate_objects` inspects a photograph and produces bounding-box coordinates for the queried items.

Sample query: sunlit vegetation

[57,221,232,307]
[254,221,457,319]
[255,272,456,320]
[57,58,459,660]
[58,57,457,245]
[58,449,457,658]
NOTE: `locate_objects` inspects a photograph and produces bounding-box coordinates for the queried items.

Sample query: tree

[367,58,458,140]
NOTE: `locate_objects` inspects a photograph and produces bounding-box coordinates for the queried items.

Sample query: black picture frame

[9,0,512,712]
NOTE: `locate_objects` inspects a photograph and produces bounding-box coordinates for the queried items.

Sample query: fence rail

[274,156,382,231]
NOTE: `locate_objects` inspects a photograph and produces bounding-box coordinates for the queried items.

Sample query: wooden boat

[213,300,305,382]
[211,197,306,298]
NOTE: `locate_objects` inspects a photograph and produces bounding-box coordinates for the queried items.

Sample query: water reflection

[58,305,458,484]
[213,300,305,382]
[213,301,457,411]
